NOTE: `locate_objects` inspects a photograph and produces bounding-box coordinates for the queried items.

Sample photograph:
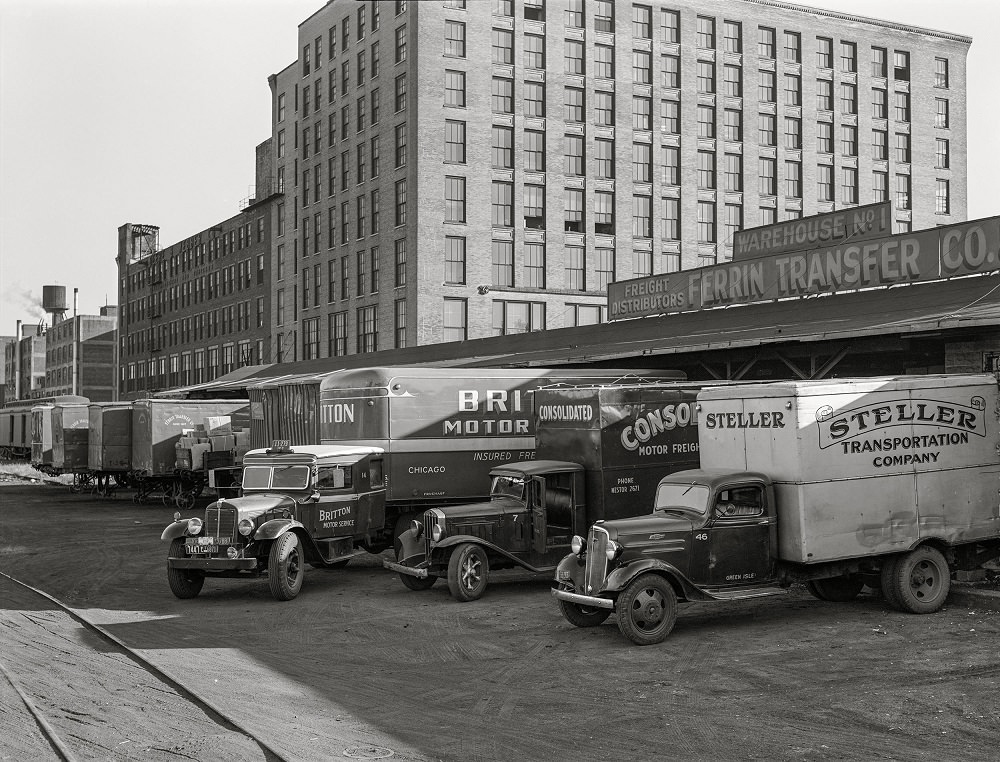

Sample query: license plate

[186,543,218,554]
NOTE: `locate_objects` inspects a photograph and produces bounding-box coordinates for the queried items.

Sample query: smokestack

[14,319,21,399]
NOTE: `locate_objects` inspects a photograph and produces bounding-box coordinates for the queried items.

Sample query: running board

[701,585,787,601]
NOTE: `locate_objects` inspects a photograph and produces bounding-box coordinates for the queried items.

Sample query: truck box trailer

[88,402,133,473]
[553,373,1000,644]
[51,402,90,473]
[387,383,704,600]
[317,367,684,522]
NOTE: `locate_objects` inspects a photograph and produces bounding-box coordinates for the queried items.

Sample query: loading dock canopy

[163,273,998,397]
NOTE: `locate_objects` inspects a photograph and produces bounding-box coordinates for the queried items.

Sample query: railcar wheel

[268,532,304,601]
[806,577,865,602]
[888,546,951,614]
[447,543,489,602]
[166,538,205,599]
[616,574,678,646]
[558,598,612,628]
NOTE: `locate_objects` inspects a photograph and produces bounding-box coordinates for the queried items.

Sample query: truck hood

[212,492,299,520]
[433,496,525,521]
[598,514,695,543]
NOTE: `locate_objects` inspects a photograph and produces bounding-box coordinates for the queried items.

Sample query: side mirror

[311,491,321,502]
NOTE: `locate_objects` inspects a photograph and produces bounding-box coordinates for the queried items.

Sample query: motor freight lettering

[553,374,1000,645]
[386,383,704,601]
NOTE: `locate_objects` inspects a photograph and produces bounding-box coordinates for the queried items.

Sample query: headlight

[411,519,423,538]
[605,540,621,561]
[186,517,203,535]
[431,522,445,542]
[571,535,586,555]
[238,519,254,536]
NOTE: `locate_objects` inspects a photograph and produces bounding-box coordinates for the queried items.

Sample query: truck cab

[162,442,386,601]
[553,468,784,644]
[385,460,586,601]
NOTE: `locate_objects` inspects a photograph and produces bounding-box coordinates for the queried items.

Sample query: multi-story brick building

[43,307,118,401]
[266,0,968,360]
[116,191,277,397]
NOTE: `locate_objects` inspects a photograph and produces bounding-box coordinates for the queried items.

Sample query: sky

[1,0,997,334]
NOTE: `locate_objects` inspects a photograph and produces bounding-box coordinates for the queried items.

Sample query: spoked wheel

[268,532,304,601]
[447,543,489,602]
[885,546,951,613]
[616,574,678,646]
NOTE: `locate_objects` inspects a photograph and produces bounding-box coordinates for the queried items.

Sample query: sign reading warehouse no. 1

[607,212,1000,321]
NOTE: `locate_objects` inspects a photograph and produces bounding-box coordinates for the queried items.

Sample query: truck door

[692,484,776,586]
[530,476,547,555]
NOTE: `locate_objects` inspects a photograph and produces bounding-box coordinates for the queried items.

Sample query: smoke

[5,286,46,321]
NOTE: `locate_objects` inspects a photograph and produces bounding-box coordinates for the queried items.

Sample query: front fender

[604,559,706,601]
[254,518,304,541]
[397,528,426,567]
[431,535,544,572]
[161,520,190,542]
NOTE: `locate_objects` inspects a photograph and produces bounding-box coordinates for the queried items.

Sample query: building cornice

[743,0,973,45]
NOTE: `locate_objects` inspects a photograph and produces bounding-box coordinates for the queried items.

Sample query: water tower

[42,285,68,325]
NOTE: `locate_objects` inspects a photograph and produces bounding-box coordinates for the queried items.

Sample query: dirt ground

[2,479,999,762]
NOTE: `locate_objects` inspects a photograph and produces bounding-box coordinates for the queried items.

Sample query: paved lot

[2,481,999,761]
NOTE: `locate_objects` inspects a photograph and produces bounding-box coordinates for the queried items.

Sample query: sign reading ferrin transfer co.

[608,215,1000,320]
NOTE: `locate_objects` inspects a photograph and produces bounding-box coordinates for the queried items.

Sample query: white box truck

[553,374,1000,645]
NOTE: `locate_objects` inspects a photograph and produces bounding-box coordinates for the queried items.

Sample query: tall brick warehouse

[116,0,970,396]
[270,0,968,358]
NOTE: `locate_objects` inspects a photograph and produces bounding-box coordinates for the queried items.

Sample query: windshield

[654,483,711,516]
[242,465,311,490]
[491,474,526,502]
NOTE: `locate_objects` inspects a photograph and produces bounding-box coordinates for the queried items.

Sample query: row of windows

[123,301,264,359]
[481,9,948,90]
[126,220,264,292]
[123,339,265,389]
[125,259,264,325]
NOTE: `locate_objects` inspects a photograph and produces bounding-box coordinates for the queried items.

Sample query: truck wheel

[879,556,903,610]
[887,546,951,614]
[558,598,612,628]
[268,532,304,601]
[167,538,204,599]
[447,543,489,602]
[616,574,678,646]
[399,572,438,591]
[806,577,864,602]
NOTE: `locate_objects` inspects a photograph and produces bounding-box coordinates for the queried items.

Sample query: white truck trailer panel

[698,374,1000,563]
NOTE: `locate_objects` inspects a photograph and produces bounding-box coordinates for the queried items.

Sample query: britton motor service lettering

[816,397,987,466]
[621,402,699,455]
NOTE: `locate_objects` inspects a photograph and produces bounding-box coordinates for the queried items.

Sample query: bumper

[383,558,428,578]
[551,587,614,610]
[168,557,258,571]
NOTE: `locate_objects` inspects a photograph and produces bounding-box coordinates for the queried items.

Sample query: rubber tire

[880,556,903,610]
[558,598,612,628]
[447,543,490,602]
[268,532,304,601]
[887,546,951,614]
[167,538,205,599]
[806,577,865,602]
[399,572,438,591]
[616,574,678,646]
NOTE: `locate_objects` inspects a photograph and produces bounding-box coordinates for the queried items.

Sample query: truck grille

[583,525,610,595]
[204,505,237,542]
